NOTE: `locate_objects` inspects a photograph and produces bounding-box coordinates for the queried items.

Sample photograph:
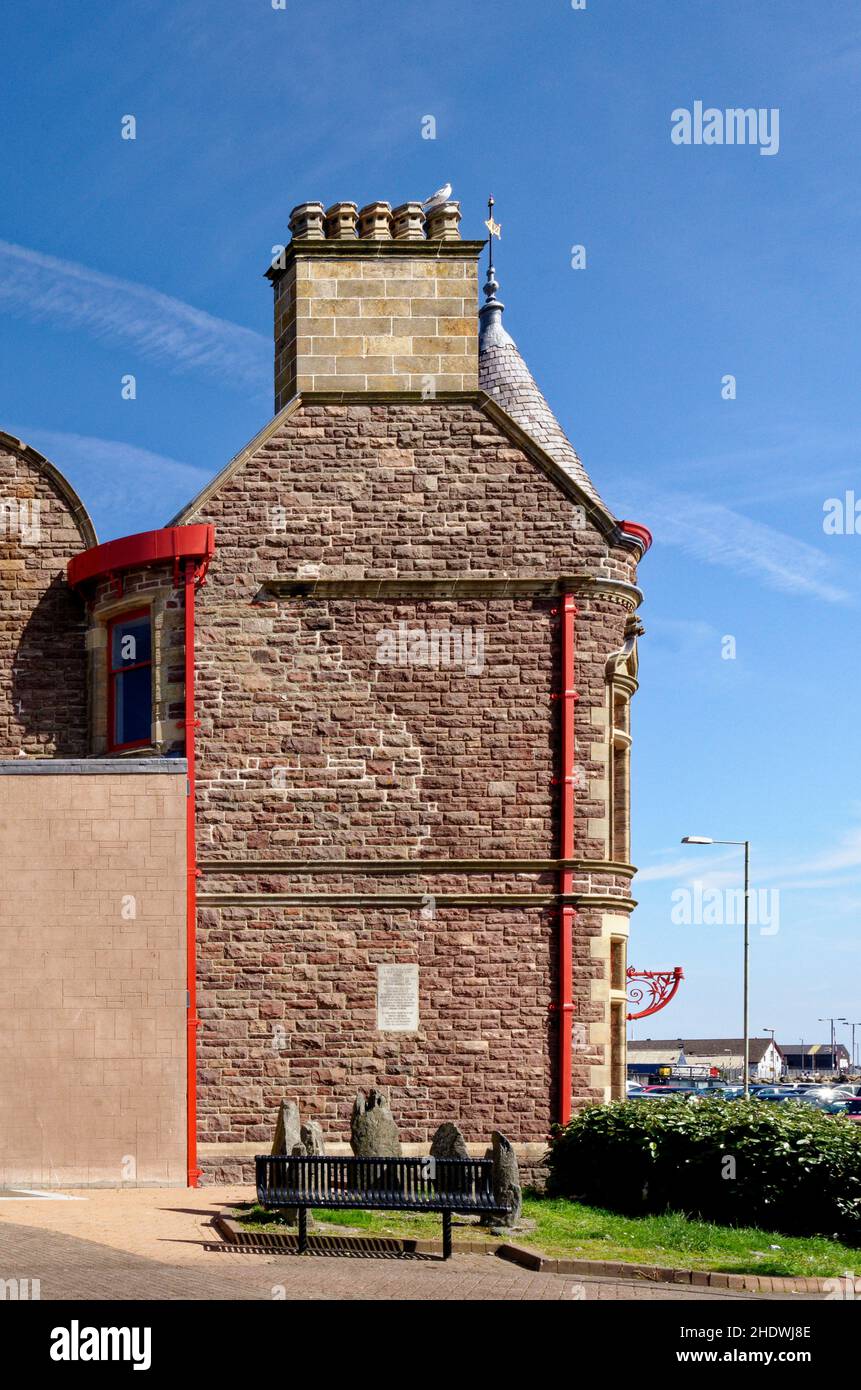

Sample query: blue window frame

[108,609,152,751]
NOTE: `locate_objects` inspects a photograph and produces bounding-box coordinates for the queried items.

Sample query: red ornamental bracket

[626,966,684,1021]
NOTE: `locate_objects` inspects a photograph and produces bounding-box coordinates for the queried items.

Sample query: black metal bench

[255,1154,510,1259]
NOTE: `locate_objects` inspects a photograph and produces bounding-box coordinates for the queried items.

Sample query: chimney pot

[358,201,393,240]
[391,201,426,241]
[289,201,326,241]
[425,201,462,241]
[269,196,480,410]
[324,201,359,239]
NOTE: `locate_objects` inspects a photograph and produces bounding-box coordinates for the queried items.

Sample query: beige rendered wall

[0,763,187,1186]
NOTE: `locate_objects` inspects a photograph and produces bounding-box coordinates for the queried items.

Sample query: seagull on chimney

[422,183,453,212]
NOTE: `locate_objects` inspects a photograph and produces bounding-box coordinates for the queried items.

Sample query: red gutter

[558,593,578,1126]
[68,524,215,590]
[183,556,203,1187]
[618,520,653,554]
[68,524,215,1188]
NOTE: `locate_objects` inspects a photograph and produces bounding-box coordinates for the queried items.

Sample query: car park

[797,1086,854,1103]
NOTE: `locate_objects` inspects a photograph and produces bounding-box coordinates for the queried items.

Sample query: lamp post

[849,1022,861,1074]
[682,836,751,1099]
[819,1016,848,1080]
[763,1027,777,1081]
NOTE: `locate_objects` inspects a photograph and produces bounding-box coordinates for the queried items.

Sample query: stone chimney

[266,198,484,411]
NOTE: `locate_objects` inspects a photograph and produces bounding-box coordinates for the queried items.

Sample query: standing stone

[490,1130,522,1225]
[430,1122,469,1160]
[350,1089,402,1158]
[301,1122,326,1155]
[271,1099,302,1157]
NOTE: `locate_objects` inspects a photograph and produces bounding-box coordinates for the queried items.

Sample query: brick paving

[0,1188,815,1301]
[0,1220,777,1301]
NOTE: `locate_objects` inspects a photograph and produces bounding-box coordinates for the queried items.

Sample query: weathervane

[484,195,501,267]
[481,195,504,316]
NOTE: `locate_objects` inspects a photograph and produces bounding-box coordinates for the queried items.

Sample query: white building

[628,1038,784,1083]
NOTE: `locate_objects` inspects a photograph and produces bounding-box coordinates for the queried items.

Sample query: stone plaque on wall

[377,964,419,1032]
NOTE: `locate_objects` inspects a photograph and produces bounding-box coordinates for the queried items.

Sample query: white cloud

[18,428,208,490]
[639,822,861,895]
[625,490,851,605]
[635,857,739,888]
[12,426,211,540]
[0,240,269,392]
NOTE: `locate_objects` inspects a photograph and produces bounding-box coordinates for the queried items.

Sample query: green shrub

[546,1098,861,1241]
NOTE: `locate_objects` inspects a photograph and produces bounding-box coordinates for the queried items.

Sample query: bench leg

[442,1210,452,1261]
[298,1207,308,1255]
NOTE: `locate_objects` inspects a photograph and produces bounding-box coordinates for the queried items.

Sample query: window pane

[112,616,151,669]
[114,665,152,746]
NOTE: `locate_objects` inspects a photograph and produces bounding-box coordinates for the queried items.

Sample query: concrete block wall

[0,762,187,1186]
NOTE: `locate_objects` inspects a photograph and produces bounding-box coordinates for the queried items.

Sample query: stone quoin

[0,196,650,1186]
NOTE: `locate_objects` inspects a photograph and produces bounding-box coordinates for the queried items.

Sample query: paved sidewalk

[0,1187,805,1302]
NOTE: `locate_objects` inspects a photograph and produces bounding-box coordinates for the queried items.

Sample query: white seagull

[422,183,453,211]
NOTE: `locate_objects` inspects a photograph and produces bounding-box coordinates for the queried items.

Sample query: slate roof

[478,270,607,510]
[628,1038,781,1064]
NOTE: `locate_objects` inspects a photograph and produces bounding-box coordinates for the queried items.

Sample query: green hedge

[546,1098,861,1240]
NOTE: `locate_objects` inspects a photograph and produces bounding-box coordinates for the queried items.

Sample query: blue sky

[1,0,858,1052]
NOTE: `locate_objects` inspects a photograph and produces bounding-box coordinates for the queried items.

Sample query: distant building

[628,1038,784,1083]
[779,1044,851,1076]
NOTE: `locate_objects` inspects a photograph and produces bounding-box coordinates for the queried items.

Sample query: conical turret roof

[478,262,606,510]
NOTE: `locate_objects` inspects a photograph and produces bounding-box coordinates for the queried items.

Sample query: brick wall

[0,435,93,757]
[183,399,640,1147]
[0,764,187,1185]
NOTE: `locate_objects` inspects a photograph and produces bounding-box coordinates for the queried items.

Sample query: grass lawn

[239,1194,860,1278]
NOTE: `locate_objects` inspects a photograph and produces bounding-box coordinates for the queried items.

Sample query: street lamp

[819,1016,848,1080]
[763,1027,777,1080]
[682,835,751,1099]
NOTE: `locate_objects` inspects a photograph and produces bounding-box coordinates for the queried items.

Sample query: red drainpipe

[68,524,214,1188]
[184,556,202,1188]
[558,592,578,1126]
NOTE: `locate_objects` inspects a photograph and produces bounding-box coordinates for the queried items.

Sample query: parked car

[638,1085,704,1102]
[782,1093,850,1111]
[797,1086,854,1103]
[843,1098,861,1122]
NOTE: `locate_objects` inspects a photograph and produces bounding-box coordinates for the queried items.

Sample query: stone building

[0,197,649,1186]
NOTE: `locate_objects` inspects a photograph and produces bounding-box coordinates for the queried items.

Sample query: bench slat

[255,1154,509,1218]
